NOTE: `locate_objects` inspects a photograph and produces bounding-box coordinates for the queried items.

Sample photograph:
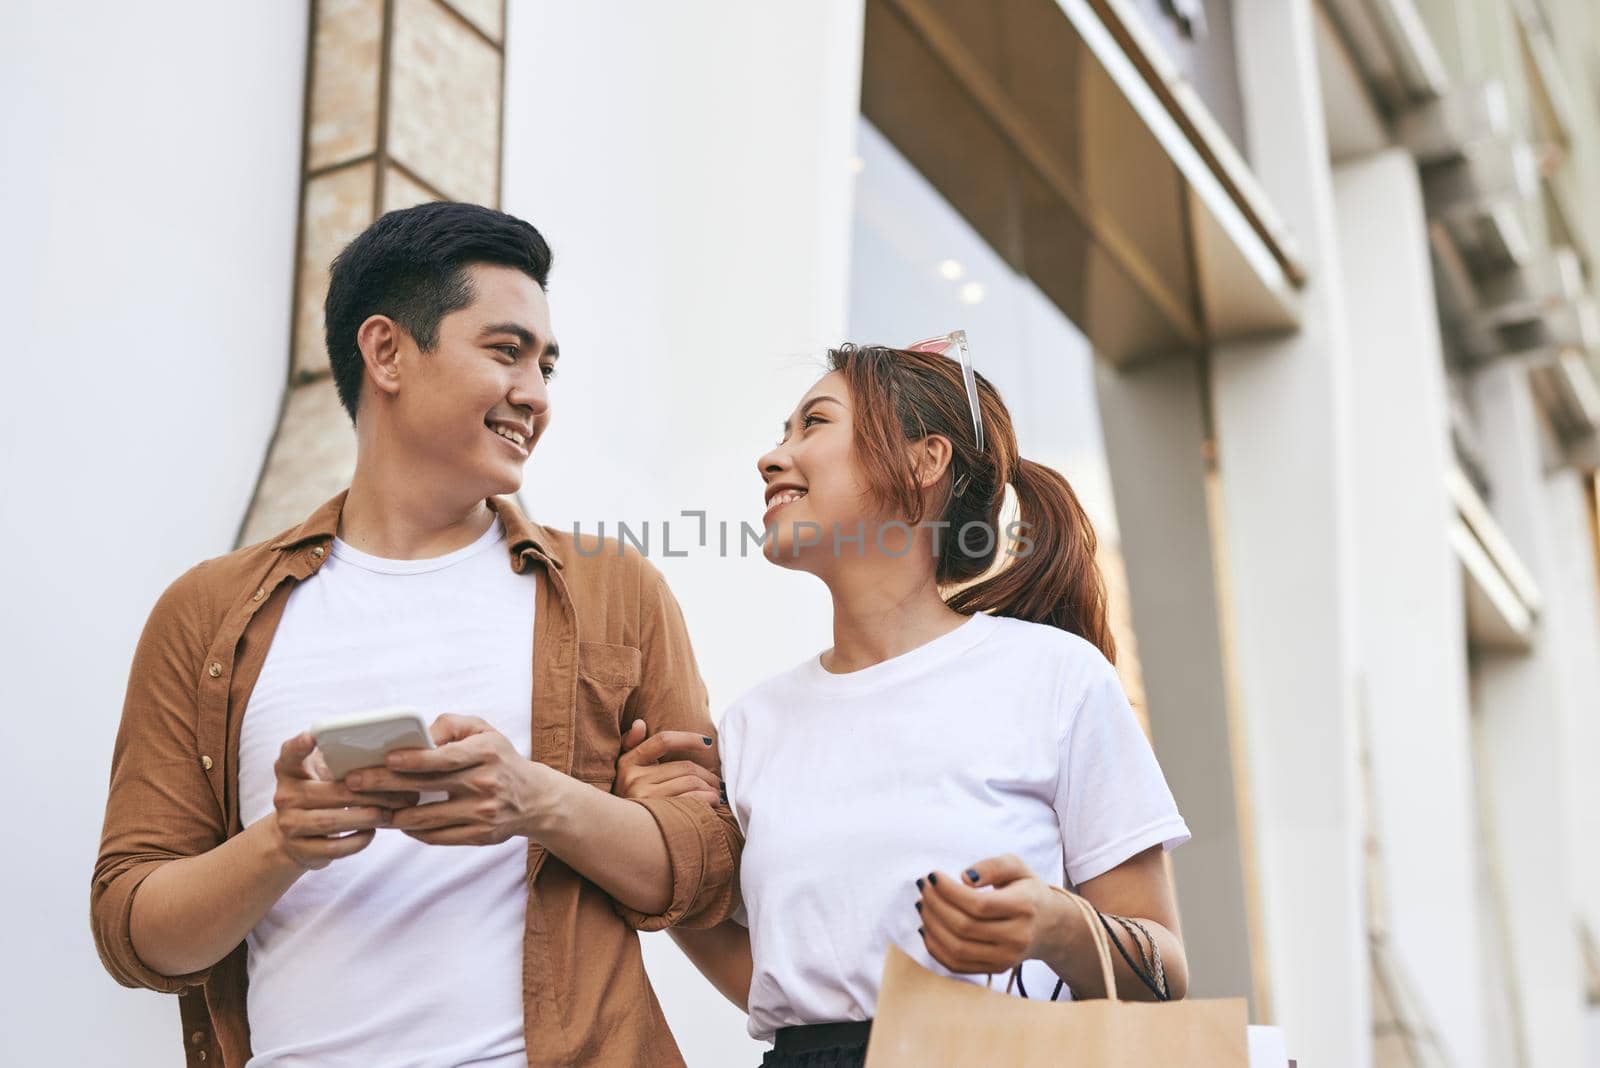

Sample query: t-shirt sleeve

[1053,653,1190,888]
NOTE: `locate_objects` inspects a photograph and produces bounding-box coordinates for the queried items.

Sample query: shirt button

[191,1031,206,1044]
[197,1052,207,1062]
[252,587,265,602]
[207,662,222,678]
[200,755,214,771]
[311,546,326,559]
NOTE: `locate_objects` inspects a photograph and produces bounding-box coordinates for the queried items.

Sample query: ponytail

[946,458,1116,662]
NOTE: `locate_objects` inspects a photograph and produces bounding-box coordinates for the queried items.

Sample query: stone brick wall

[238,0,505,546]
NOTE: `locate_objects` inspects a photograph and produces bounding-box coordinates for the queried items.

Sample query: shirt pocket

[572,641,642,785]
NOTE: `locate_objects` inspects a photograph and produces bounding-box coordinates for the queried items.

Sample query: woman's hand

[612,719,724,804]
[916,854,1076,974]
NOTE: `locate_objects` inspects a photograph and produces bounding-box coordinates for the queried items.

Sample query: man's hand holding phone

[344,713,551,847]
[270,732,420,871]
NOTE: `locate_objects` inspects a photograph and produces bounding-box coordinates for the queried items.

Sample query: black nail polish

[928,873,938,886]
[965,869,980,883]
[914,901,922,913]
[918,926,925,936]
[916,878,925,891]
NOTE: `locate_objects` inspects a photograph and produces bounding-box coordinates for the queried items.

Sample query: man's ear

[357,314,405,399]
[911,434,955,490]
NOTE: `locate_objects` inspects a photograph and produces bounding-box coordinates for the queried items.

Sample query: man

[91,202,740,1067]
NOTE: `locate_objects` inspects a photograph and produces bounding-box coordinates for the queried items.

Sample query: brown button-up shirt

[91,491,742,1067]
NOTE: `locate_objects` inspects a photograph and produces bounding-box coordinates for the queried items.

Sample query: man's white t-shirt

[719,611,1190,1041]
[238,518,534,1068]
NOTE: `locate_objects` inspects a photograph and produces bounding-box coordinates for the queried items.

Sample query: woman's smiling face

[755,371,879,571]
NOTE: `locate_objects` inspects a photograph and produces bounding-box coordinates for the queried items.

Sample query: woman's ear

[911,434,955,490]
[357,314,405,399]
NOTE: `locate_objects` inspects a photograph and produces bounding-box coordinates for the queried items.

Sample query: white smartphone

[311,706,436,781]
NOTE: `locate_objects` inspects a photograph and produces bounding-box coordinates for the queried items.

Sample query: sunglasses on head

[905,329,985,496]
[906,328,985,453]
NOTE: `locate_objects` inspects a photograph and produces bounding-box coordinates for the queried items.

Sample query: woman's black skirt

[759,1021,872,1068]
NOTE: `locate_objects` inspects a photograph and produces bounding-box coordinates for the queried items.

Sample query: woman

[614,338,1191,1067]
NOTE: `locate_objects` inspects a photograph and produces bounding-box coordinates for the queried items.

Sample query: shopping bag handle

[981,889,1119,1002]
[1051,887,1120,1002]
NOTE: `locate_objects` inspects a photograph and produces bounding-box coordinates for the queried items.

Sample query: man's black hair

[323,201,553,423]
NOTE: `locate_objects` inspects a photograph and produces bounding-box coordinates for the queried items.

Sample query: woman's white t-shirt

[718,611,1190,1041]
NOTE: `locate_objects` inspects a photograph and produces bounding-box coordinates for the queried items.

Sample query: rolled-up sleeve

[613,561,743,931]
[91,565,226,991]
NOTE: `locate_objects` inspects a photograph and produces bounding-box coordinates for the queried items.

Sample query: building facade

[6,0,1599,1064]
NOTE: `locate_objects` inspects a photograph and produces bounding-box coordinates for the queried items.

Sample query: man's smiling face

[383,263,560,499]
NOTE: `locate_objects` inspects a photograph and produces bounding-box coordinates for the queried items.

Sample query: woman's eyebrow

[781,395,844,434]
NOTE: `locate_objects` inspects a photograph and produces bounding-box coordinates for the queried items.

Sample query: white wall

[0,2,305,1063]
[502,3,865,1062]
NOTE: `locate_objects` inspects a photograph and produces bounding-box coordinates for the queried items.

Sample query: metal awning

[863,0,1303,364]
[1420,134,1539,277]
[1452,247,1600,446]
[1447,467,1542,651]
[1319,0,1448,113]
[1526,349,1600,444]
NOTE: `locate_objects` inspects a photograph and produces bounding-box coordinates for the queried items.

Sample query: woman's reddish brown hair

[827,343,1115,661]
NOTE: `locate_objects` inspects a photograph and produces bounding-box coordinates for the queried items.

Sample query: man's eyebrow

[781,395,842,433]
[478,321,557,359]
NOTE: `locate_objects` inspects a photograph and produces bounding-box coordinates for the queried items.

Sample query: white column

[1095,356,1261,1009]
[1470,360,1588,1067]
[1541,468,1600,941]
[1217,1,1369,1061]
[1332,147,1489,1065]
[502,3,866,1063]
